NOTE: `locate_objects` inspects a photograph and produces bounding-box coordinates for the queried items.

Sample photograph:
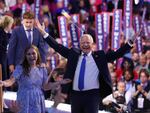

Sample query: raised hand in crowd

[9,100,20,113]
[49,79,71,106]
[48,89,69,113]
[45,70,71,90]
[133,83,148,98]
[35,19,47,36]
[45,78,72,91]
[128,27,142,43]
[137,85,143,92]
[137,85,148,97]
[53,88,68,107]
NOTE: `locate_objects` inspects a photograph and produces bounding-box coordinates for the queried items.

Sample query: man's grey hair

[80,34,94,43]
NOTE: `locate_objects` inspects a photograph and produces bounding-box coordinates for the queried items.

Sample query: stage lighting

[135,0,140,4]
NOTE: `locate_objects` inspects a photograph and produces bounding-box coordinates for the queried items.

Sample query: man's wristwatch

[129,39,134,44]
[128,39,134,47]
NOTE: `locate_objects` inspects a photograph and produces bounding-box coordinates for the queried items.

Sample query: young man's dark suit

[8,25,47,66]
[43,35,132,113]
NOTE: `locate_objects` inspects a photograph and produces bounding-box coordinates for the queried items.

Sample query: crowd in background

[0,0,150,113]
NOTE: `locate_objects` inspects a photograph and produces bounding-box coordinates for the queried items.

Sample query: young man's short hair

[23,11,34,19]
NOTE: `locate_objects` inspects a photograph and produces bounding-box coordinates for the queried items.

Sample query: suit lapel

[20,26,28,45]
[92,52,99,59]
[92,51,103,71]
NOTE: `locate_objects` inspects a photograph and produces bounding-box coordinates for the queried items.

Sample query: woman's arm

[0,76,15,87]
[43,81,60,91]
[43,79,72,91]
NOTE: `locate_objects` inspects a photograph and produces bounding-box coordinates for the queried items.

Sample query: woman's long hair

[121,57,134,71]
[22,45,41,76]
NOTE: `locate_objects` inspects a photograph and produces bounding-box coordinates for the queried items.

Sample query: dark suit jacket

[8,25,47,66]
[44,35,132,99]
[0,27,9,79]
[0,27,8,56]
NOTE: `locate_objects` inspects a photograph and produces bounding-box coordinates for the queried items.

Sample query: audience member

[7,11,48,74]
[103,81,131,113]
[0,15,14,80]
[116,57,138,80]
[129,69,150,113]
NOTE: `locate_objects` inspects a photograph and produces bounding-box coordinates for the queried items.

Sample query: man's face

[118,82,125,94]
[140,72,148,83]
[23,19,34,29]
[124,71,132,81]
[132,53,139,62]
[111,72,117,83]
[139,56,147,66]
[80,35,93,54]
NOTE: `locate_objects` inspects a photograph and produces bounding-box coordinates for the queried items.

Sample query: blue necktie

[78,54,86,90]
[27,29,32,45]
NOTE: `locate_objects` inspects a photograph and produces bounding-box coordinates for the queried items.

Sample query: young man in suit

[8,11,47,73]
[36,20,140,113]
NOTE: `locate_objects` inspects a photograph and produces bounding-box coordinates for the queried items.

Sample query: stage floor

[3,91,110,113]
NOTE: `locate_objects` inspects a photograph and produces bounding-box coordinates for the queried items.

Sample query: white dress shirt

[103,90,132,105]
[73,51,99,91]
[23,26,33,44]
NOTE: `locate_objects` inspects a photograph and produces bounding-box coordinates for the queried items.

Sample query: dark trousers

[0,54,7,80]
[71,89,100,113]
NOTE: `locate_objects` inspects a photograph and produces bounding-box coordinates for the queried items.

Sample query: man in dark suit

[36,20,137,113]
[8,11,47,73]
[0,15,14,80]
